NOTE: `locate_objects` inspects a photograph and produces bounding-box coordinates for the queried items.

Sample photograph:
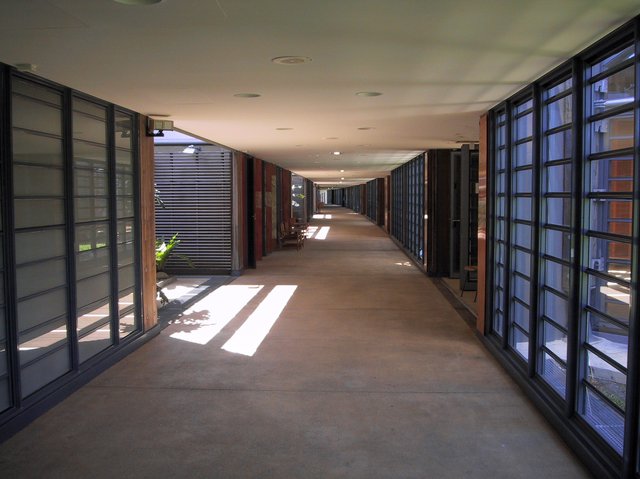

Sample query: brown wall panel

[139,116,157,331]
[477,114,488,333]
[254,158,263,262]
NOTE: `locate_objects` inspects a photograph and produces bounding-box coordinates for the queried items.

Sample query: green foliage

[155,233,194,271]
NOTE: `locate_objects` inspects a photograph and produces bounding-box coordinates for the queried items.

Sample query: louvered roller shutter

[155,147,232,274]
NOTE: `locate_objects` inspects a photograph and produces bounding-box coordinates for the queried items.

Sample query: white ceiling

[1,0,640,186]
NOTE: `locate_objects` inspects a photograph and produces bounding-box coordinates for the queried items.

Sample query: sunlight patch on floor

[222,285,297,356]
[169,285,263,345]
[315,226,330,240]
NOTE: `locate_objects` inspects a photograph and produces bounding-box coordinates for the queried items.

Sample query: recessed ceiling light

[233,93,261,98]
[114,0,162,4]
[272,56,312,65]
[358,127,375,130]
[147,113,170,117]
[324,137,339,140]
[341,177,345,180]
[333,151,341,155]
[340,169,345,172]
[276,127,293,130]
[355,91,382,97]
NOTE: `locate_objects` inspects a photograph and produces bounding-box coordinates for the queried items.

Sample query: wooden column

[138,116,157,330]
[477,114,488,333]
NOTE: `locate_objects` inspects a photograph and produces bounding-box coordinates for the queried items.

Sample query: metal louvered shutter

[155,147,232,274]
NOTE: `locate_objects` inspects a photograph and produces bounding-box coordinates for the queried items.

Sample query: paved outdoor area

[0,206,591,478]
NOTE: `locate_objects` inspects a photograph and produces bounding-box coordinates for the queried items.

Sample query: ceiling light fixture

[324,137,338,140]
[333,151,341,155]
[341,177,345,180]
[340,170,345,172]
[355,91,382,97]
[358,127,375,130]
[276,127,293,130]
[234,93,261,98]
[114,0,163,5]
[272,56,312,65]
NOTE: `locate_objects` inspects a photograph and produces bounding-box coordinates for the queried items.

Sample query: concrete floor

[0,206,591,478]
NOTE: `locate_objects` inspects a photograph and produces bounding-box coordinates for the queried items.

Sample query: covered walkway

[0,207,589,478]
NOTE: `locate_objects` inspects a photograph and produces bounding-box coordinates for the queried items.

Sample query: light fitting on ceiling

[15,63,37,73]
[272,56,312,65]
[276,127,293,130]
[234,93,261,98]
[182,145,202,154]
[341,177,345,180]
[324,137,338,140]
[333,151,341,156]
[113,0,163,4]
[358,127,375,130]
[340,169,345,172]
[355,91,382,97]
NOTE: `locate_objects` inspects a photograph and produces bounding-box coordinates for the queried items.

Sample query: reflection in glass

[545,129,572,162]
[591,113,634,153]
[540,350,566,398]
[547,96,572,130]
[586,274,630,324]
[591,66,634,115]
[589,157,633,193]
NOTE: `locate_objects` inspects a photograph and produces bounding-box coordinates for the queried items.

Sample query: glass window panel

[589,157,633,193]
[496,243,505,265]
[540,351,567,398]
[75,198,109,222]
[514,197,531,221]
[16,259,66,299]
[20,346,70,398]
[581,386,624,454]
[511,327,529,360]
[513,249,530,276]
[76,248,110,280]
[119,264,135,291]
[497,148,506,169]
[587,237,631,281]
[543,290,568,329]
[17,288,67,333]
[513,223,531,249]
[117,220,135,245]
[115,112,134,150]
[77,273,110,310]
[12,130,63,167]
[73,98,106,118]
[495,264,505,287]
[588,198,632,236]
[76,223,109,253]
[118,289,135,314]
[515,112,533,139]
[496,173,505,194]
[586,350,626,411]
[14,199,64,228]
[12,79,62,105]
[13,165,64,197]
[15,228,65,264]
[587,312,628,369]
[78,325,112,363]
[74,167,109,197]
[546,78,573,98]
[18,318,68,364]
[116,149,134,173]
[493,311,504,337]
[542,321,567,361]
[590,112,634,153]
[586,274,630,324]
[513,275,530,304]
[513,169,532,193]
[73,141,108,168]
[516,99,533,113]
[512,300,530,331]
[77,302,110,334]
[12,95,62,136]
[117,242,135,267]
[591,66,634,115]
[544,163,572,193]
[496,196,505,217]
[116,173,134,196]
[542,259,571,296]
[545,129,572,162]
[119,312,136,339]
[514,141,532,167]
[545,198,571,227]
[494,288,504,312]
[117,197,135,218]
[72,112,106,144]
[591,45,634,76]
[547,95,572,129]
